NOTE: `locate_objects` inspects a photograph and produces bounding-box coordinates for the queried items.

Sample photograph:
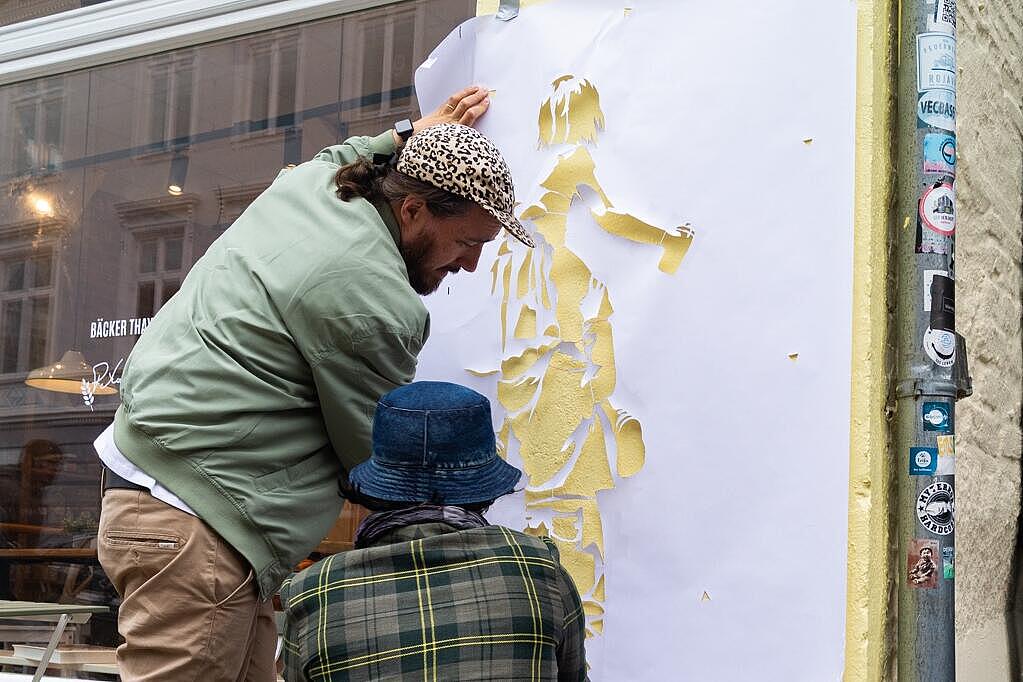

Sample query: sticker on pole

[922,133,956,175]
[924,328,956,367]
[916,480,955,535]
[910,447,938,476]
[919,181,955,236]
[942,544,954,580]
[916,33,956,93]
[917,90,956,131]
[923,270,952,311]
[936,435,956,475]
[908,538,940,588]
[922,401,951,431]
[926,0,956,35]
[923,273,956,367]
[917,229,951,255]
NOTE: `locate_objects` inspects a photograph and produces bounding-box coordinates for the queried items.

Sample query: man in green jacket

[94,86,535,680]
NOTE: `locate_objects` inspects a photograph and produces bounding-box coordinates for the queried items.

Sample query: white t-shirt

[94,424,197,516]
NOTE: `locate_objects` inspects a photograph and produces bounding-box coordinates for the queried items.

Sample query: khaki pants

[98,489,276,681]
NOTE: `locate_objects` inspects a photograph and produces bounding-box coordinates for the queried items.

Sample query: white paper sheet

[415,2,857,678]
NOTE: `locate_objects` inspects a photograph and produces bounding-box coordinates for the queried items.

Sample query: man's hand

[393,85,491,146]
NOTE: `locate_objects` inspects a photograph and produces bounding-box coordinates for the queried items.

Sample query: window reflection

[0,0,474,649]
[12,79,64,174]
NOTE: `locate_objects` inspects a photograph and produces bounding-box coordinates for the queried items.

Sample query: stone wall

[954,1,1023,678]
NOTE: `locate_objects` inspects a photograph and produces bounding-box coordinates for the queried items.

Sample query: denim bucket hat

[349,381,522,505]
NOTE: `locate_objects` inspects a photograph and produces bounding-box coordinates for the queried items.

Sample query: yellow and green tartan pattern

[281,525,587,681]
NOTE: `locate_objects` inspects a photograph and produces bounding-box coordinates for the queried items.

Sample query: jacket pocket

[253,452,327,493]
[102,529,182,551]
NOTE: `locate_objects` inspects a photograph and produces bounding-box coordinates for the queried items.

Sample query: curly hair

[334,157,472,218]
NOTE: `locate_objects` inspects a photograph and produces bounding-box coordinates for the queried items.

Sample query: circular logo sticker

[919,182,956,235]
[916,481,955,535]
[923,327,956,368]
[915,450,933,468]
[924,408,946,426]
[940,138,956,166]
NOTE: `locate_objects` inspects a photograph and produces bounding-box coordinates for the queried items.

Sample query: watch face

[395,119,414,141]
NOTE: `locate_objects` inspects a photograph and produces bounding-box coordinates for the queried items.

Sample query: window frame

[8,78,65,174]
[0,0,408,87]
[0,246,56,377]
[142,51,198,150]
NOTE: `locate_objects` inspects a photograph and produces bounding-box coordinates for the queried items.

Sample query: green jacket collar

[373,200,401,249]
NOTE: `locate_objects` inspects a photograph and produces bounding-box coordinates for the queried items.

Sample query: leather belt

[101,464,146,493]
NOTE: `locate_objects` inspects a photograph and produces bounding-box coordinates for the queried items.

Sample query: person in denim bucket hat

[281,381,588,682]
[350,381,521,504]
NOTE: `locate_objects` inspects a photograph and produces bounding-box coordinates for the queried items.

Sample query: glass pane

[5,260,25,291]
[163,237,183,271]
[276,43,298,127]
[31,252,52,288]
[390,14,415,107]
[28,297,49,370]
[44,99,62,145]
[160,279,180,307]
[150,70,169,143]
[138,240,158,274]
[1,300,22,373]
[173,66,193,142]
[361,22,386,107]
[251,51,271,130]
[136,281,155,319]
[16,104,35,139]
[15,105,35,170]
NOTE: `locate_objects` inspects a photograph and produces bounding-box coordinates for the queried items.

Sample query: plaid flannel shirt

[281,523,587,681]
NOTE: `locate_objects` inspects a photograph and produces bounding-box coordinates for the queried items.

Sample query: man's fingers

[452,88,489,115]
[452,88,490,122]
[459,96,491,126]
[443,85,481,114]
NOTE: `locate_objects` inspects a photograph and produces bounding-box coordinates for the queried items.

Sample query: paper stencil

[415,1,856,679]
[486,74,693,634]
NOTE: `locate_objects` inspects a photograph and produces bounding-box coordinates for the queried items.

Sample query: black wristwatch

[393,119,414,144]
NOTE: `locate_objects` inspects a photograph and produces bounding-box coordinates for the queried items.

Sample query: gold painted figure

[485,75,693,636]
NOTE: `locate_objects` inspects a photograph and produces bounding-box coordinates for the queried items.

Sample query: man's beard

[400,231,444,295]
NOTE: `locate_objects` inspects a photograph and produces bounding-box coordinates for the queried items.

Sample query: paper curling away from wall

[415,1,857,678]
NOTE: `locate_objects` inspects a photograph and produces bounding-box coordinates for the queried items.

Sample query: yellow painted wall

[844,1,897,679]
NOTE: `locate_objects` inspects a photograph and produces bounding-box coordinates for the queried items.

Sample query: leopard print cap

[396,123,535,248]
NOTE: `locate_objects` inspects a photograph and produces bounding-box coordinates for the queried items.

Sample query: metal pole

[31,612,71,682]
[893,0,969,679]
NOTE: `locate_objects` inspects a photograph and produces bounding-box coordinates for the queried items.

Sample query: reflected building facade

[0,0,473,648]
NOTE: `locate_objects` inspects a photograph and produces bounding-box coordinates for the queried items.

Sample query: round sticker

[919,182,955,235]
[915,450,933,468]
[924,408,946,426]
[923,327,956,368]
[940,138,956,166]
[916,481,955,535]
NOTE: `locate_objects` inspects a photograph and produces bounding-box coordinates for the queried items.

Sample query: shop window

[10,79,64,174]
[247,32,299,131]
[0,250,53,375]
[0,0,475,648]
[146,55,195,148]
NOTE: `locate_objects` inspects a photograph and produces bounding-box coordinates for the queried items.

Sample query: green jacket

[112,131,429,598]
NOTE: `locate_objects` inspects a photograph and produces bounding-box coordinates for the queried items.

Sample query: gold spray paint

[482,76,694,637]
